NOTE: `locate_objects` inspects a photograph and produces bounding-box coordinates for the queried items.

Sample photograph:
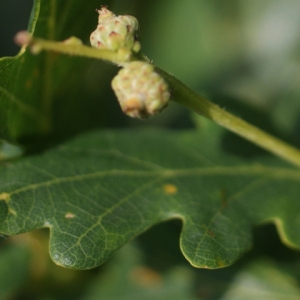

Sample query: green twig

[29,36,133,65]
[19,34,300,168]
[157,68,300,168]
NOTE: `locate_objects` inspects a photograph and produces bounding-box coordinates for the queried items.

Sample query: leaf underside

[0,129,299,269]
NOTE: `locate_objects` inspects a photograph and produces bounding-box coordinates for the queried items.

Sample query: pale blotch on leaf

[163,184,178,195]
[0,192,10,202]
[65,212,75,219]
[216,257,226,267]
[8,208,17,216]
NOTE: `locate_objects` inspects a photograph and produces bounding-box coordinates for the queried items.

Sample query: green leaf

[0,128,299,269]
[0,0,45,140]
[0,0,118,141]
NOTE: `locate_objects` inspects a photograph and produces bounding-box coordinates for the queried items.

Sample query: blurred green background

[2,0,300,134]
[118,0,300,136]
[1,0,300,299]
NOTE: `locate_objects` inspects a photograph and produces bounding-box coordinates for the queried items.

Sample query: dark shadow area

[0,0,34,57]
[211,94,300,159]
[137,219,186,272]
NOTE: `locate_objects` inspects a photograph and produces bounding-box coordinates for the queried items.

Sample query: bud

[111,61,171,119]
[90,7,141,52]
[14,30,31,47]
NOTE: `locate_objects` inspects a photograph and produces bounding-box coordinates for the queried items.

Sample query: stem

[28,36,133,65]
[157,68,300,168]
[19,35,300,167]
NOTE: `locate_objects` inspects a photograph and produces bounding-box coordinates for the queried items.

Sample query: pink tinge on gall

[90,7,141,52]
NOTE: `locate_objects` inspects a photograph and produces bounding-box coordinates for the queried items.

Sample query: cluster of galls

[90,7,170,119]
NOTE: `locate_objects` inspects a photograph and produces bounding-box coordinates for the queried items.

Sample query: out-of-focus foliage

[0,238,31,299]
[140,0,300,135]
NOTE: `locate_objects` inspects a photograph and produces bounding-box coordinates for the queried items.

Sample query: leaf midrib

[3,165,300,199]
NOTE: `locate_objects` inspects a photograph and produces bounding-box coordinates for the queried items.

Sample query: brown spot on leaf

[208,230,215,237]
[163,184,178,195]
